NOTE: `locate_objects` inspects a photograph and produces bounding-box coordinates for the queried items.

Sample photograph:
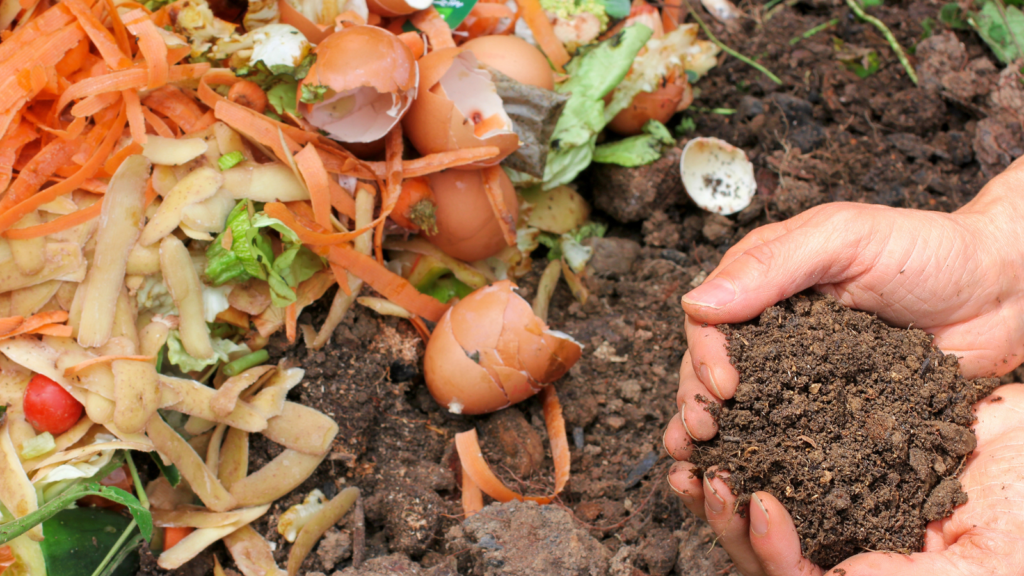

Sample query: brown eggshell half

[607,77,690,136]
[424,280,582,415]
[402,48,519,168]
[299,26,418,143]
[462,35,555,90]
[424,307,510,415]
[497,291,582,384]
[425,168,517,262]
[366,0,432,17]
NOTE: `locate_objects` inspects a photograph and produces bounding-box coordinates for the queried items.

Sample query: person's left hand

[666,384,1024,576]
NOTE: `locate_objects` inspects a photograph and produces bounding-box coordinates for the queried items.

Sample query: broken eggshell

[679,137,756,215]
[424,280,582,415]
[366,0,432,17]
[461,35,554,90]
[299,26,418,143]
[424,168,517,262]
[402,48,519,168]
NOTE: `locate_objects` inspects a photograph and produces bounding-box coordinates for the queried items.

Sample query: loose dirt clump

[690,293,999,567]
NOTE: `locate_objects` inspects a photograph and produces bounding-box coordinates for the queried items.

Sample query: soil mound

[690,293,998,567]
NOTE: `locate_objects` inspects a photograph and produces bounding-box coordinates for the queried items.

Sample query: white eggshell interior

[680,137,756,215]
[307,85,412,143]
[438,52,513,138]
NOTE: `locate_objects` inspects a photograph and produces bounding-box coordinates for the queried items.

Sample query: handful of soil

[689,293,999,567]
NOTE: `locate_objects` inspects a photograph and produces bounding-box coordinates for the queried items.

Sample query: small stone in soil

[690,293,998,567]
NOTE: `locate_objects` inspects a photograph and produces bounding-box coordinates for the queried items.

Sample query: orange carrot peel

[455,386,570,509]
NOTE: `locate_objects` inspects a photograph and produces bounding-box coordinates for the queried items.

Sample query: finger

[681,204,876,325]
[664,410,694,461]
[703,471,765,576]
[929,308,1024,378]
[667,460,705,520]
[678,351,720,441]
[972,384,1024,440]
[685,314,739,400]
[708,218,803,278]
[833,549,965,576]
[748,491,824,576]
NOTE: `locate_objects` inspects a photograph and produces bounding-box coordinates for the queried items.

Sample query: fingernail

[663,428,686,461]
[666,462,693,498]
[704,474,724,513]
[699,363,724,400]
[682,278,736,309]
[680,405,697,441]
[751,493,769,536]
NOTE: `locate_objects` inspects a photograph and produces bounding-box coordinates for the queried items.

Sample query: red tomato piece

[22,374,83,435]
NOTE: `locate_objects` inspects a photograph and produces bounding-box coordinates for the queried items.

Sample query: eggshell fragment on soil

[424,168,517,262]
[680,137,756,215]
[403,49,519,167]
[424,281,582,415]
[299,26,418,143]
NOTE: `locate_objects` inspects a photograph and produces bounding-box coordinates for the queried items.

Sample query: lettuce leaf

[543,24,653,189]
[593,119,674,167]
[166,330,250,373]
[206,201,324,307]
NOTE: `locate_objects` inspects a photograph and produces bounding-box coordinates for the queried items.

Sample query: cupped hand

[666,385,1024,576]
[661,159,1024,575]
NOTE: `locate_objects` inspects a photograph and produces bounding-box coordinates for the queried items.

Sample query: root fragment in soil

[690,293,999,567]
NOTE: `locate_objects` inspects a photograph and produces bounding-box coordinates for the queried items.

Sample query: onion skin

[462,36,554,90]
[424,280,582,415]
[424,168,516,262]
[607,76,693,136]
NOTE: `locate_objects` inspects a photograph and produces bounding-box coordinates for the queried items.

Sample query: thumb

[681,210,876,325]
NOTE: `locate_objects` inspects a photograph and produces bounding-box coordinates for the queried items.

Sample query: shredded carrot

[163,527,194,550]
[0,121,39,193]
[285,303,298,344]
[0,103,126,234]
[143,84,205,132]
[64,0,131,70]
[293,144,333,231]
[55,38,90,79]
[327,179,356,219]
[71,91,121,117]
[461,467,484,518]
[410,7,456,50]
[377,125,404,262]
[57,63,210,115]
[123,8,169,88]
[63,354,155,377]
[455,386,569,505]
[5,200,101,239]
[482,166,516,246]
[20,324,73,337]
[103,0,133,57]
[367,147,501,179]
[0,137,80,214]
[277,0,331,43]
[263,202,372,246]
[0,316,25,337]
[103,141,143,176]
[122,89,147,144]
[327,245,449,322]
[0,1,76,65]
[409,316,431,341]
[516,0,570,71]
[140,107,173,138]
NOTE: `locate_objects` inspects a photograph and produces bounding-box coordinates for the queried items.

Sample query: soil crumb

[690,293,999,567]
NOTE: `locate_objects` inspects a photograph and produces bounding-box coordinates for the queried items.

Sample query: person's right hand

[662,158,1024,574]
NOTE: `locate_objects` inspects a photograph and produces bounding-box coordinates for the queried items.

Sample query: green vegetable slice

[40,508,140,576]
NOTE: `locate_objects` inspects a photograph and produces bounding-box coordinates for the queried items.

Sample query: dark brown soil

[690,294,999,567]
[137,0,1024,574]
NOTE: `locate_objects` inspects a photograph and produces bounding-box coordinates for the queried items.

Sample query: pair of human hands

[663,159,1024,576]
